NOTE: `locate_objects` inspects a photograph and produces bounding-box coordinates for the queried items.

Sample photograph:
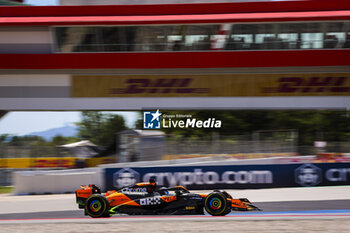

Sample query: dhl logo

[264,76,350,93]
[34,159,75,168]
[110,78,209,94]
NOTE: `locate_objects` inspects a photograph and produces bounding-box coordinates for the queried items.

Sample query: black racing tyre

[102,212,111,217]
[204,192,230,216]
[221,199,232,216]
[85,194,110,218]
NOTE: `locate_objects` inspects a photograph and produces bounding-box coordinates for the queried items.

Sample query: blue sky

[24,0,58,5]
[0,111,139,135]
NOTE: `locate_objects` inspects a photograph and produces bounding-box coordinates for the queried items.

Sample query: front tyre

[85,194,110,218]
[204,192,230,216]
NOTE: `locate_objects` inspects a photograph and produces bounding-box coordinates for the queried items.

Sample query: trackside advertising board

[72,73,350,98]
[105,163,350,190]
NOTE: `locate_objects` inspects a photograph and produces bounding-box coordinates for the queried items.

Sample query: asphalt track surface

[1,200,350,220]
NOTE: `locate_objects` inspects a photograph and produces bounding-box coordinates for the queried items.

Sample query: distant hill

[28,125,78,141]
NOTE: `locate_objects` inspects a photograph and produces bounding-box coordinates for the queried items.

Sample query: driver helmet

[149,178,156,185]
[159,187,169,195]
[147,178,157,193]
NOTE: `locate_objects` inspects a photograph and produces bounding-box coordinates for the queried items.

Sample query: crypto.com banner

[72,73,350,97]
[104,163,350,190]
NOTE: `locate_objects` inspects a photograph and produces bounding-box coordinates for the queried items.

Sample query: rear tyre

[204,192,230,216]
[85,194,110,218]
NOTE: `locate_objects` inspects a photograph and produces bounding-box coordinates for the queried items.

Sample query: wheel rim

[209,197,222,210]
[90,200,102,212]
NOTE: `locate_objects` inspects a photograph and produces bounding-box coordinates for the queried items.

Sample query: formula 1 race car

[75,181,261,218]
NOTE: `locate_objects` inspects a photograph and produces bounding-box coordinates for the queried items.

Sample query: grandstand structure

[0,0,349,111]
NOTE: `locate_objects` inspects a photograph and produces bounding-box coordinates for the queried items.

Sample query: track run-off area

[1,186,350,232]
[1,208,350,224]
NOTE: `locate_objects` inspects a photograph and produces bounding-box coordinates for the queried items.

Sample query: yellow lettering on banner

[72,73,350,97]
[34,157,77,168]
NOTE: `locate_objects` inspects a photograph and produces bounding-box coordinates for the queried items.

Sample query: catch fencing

[166,139,296,155]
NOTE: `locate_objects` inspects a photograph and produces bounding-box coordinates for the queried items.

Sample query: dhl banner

[0,158,77,168]
[0,157,117,168]
[72,73,350,97]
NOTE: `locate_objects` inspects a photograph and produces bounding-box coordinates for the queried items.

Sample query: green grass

[0,186,13,194]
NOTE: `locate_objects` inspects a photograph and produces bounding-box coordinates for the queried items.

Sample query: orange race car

[76,179,261,218]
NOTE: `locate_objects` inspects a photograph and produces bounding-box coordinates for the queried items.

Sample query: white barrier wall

[13,168,103,195]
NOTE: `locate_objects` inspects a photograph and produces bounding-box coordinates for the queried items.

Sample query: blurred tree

[77,111,104,143]
[0,0,28,5]
[76,112,128,155]
[0,134,10,143]
[8,135,46,146]
[51,135,80,146]
[322,111,350,141]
